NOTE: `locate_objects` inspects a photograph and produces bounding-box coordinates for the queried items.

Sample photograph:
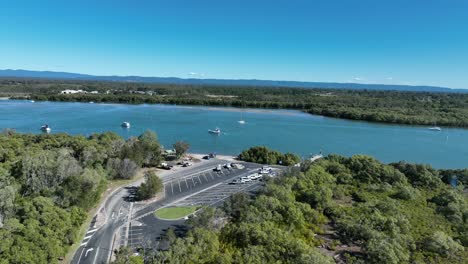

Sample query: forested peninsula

[2,79,468,127]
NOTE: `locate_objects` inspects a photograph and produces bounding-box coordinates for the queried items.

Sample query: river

[1,100,467,169]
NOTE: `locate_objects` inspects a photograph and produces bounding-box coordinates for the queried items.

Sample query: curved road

[71,158,236,264]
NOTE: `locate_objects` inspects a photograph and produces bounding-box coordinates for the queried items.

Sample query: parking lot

[125,161,276,249]
[163,163,256,198]
[171,175,263,207]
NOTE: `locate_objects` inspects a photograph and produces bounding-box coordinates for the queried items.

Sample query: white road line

[86,228,98,234]
[85,248,94,257]
[92,247,100,264]
[83,235,93,240]
[80,242,88,247]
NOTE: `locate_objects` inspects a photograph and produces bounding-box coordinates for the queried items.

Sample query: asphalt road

[71,158,247,264]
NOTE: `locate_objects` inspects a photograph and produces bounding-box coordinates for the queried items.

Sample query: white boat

[208,127,221,134]
[310,152,324,162]
[30,100,35,103]
[238,105,246,124]
[121,122,131,128]
[40,124,51,133]
[428,126,442,131]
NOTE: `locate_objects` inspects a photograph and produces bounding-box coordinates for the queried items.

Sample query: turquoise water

[1,100,467,169]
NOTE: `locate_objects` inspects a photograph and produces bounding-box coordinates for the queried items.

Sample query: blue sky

[1,0,467,88]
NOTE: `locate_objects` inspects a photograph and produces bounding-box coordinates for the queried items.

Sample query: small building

[60,89,86,94]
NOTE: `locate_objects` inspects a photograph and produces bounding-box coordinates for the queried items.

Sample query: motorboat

[121,122,131,128]
[428,126,442,131]
[310,152,324,162]
[208,127,221,134]
[238,120,246,124]
[40,124,51,133]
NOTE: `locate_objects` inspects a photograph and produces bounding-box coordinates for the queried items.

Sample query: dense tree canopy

[239,146,301,166]
[119,154,467,264]
[0,130,163,263]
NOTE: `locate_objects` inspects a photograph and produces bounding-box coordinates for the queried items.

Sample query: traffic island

[154,206,198,220]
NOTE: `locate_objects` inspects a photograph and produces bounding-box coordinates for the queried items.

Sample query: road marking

[85,248,94,257]
[83,235,93,240]
[171,181,174,195]
[178,179,182,192]
[92,247,100,264]
[191,176,196,186]
[124,202,133,246]
[80,242,88,247]
[86,228,98,234]
[185,177,189,189]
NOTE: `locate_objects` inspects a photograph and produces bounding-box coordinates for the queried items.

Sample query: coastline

[12,94,468,128]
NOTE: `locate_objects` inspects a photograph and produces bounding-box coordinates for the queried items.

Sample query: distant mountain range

[0,69,466,93]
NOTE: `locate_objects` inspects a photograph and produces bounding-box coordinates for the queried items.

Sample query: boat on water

[429,126,442,131]
[310,151,324,162]
[208,127,221,134]
[121,122,131,128]
[40,124,51,133]
[238,102,246,124]
[30,100,35,103]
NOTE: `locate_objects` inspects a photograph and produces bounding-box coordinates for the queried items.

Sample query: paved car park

[171,178,261,207]
[125,161,276,250]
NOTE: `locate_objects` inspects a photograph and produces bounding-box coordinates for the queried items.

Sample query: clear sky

[1,0,467,88]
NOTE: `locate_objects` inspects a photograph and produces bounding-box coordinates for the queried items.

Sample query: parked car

[249,173,262,180]
[230,179,243,185]
[182,161,192,167]
[161,162,173,170]
[231,163,245,169]
[213,164,222,171]
[240,176,252,183]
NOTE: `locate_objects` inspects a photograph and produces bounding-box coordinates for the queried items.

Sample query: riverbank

[4,77,466,128]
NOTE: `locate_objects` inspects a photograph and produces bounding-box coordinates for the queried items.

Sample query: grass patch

[154,206,198,220]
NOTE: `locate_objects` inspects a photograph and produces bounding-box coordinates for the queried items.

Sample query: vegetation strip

[2,78,468,127]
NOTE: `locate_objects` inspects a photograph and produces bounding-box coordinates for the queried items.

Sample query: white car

[259,168,271,174]
[240,176,252,183]
[231,163,245,169]
[214,164,222,171]
[249,173,262,180]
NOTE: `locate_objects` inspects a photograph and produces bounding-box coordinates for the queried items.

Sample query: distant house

[90,91,99,94]
[60,89,86,94]
[164,149,176,156]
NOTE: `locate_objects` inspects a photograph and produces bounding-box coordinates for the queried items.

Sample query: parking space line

[178,179,182,192]
[184,177,189,189]
[203,174,208,182]
[197,174,202,183]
